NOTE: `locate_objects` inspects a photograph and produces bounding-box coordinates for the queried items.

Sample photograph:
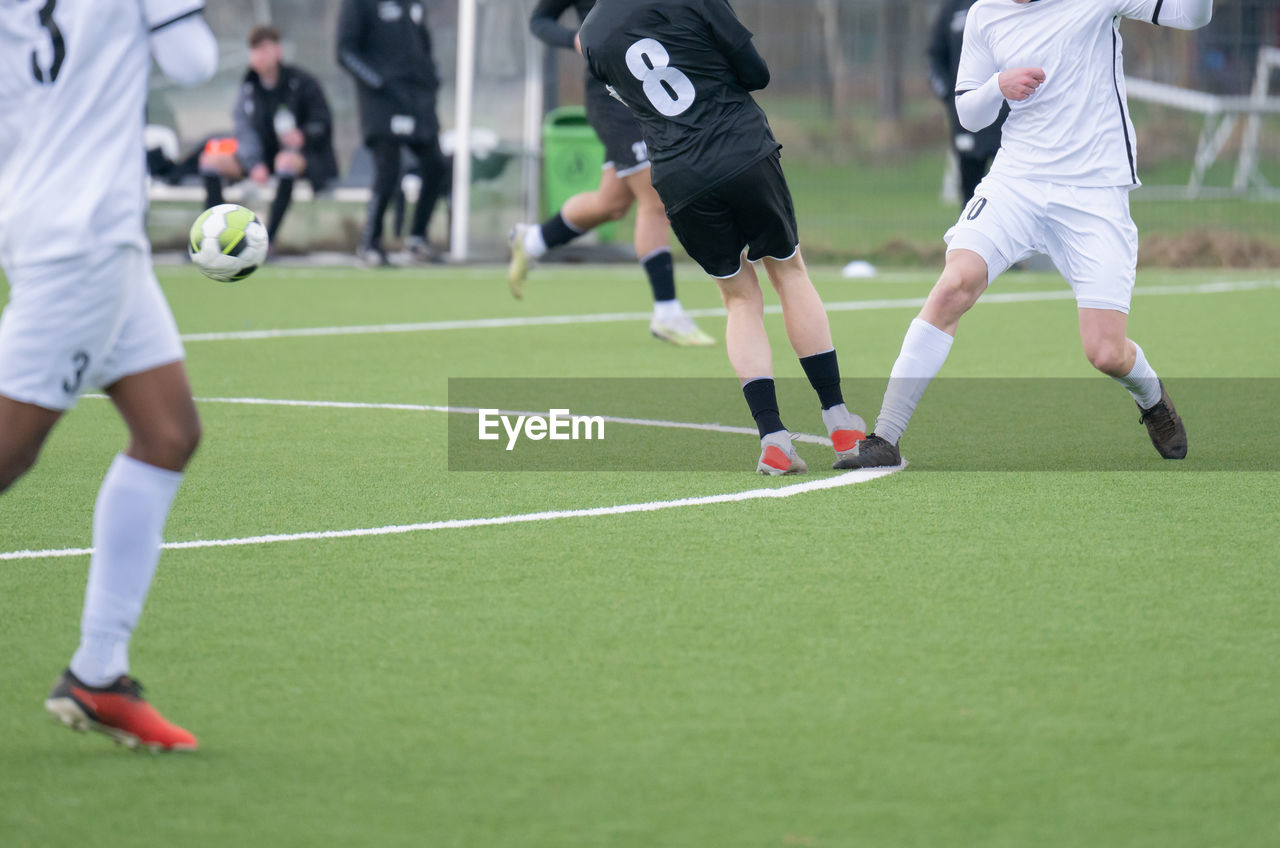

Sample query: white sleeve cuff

[1154,0,1214,30]
[955,73,1005,133]
[150,16,218,87]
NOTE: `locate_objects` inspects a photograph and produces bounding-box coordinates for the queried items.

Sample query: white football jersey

[0,0,202,270]
[957,0,1164,188]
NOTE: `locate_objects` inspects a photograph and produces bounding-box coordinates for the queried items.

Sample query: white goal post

[1126,46,1280,198]
[450,0,477,261]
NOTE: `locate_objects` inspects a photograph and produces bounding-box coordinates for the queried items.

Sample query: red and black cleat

[45,669,197,752]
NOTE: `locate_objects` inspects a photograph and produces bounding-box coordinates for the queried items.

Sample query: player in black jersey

[508,0,713,347]
[579,0,870,474]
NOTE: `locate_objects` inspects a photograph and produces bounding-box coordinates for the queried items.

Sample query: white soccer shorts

[0,245,184,411]
[944,175,1140,313]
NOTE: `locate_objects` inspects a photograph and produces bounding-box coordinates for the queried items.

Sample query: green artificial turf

[1,263,1277,847]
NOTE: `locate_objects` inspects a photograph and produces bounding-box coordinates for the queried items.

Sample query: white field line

[179,279,1280,342]
[77,395,837,447]
[0,464,904,562]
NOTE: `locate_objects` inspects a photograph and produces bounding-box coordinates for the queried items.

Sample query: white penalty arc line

[138,396,835,447]
[178,279,1280,342]
[0,465,904,562]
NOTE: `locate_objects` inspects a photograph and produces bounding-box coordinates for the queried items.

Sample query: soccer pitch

[2,263,1278,846]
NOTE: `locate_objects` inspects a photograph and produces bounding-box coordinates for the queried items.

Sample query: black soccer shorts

[585,84,650,177]
[667,151,800,279]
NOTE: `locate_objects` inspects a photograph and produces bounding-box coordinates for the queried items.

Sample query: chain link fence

[149,0,1280,264]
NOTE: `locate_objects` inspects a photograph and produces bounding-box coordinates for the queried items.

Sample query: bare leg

[66,360,201,690]
[1078,308,1137,378]
[622,168,670,258]
[716,263,771,381]
[760,250,832,358]
[868,249,990,450]
[561,166,636,231]
[0,395,62,494]
[918,249,990,335]
[105,360,201,471]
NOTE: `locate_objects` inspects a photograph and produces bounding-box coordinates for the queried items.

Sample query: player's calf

[108,364,202,472]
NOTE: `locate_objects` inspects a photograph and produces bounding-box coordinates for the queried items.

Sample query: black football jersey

[579,0,780,212]
[530,0,613,102]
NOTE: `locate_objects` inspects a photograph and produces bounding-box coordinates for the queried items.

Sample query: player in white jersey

[846,0,1212,469]
[0,0,217,750]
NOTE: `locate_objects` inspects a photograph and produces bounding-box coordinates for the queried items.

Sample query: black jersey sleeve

[530,0,578,50]
[336,0,385,90]
[727,40,769,91]
[701,0,754,55]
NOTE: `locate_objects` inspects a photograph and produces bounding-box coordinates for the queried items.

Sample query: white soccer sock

[874,318,955,445]
[523,224,549,259]
[652,299,683,322]
[69,454,184,686]
[1113,342,1162,409]
[821,403,864,435]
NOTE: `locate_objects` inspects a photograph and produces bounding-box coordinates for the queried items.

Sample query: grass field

[2,261,1278,847]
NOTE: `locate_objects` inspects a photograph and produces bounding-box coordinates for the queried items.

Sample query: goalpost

[450,0,477,261]
[450,0,545,262]
[1126,47,1280,198]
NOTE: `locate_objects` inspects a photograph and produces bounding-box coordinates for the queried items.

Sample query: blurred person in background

[1196,0,1268,94]
[928,0,1007,205]
[506,0,714,347]
[337,0,448,267]
[199,26,337,246]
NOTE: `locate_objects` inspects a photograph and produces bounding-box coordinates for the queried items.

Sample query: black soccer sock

[539,211,584,250]
[799,349,844,410]
[267,175,295,244]
[742,378,786,439]
[202,172,223,208]
[641,248,676,303]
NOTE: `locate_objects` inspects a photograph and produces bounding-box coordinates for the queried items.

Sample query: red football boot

[756,431,807,476]
[45,669,197,752]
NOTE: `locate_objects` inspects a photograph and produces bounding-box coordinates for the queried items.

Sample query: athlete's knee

[1083,338,1131,375]
[932,255,987,313]
[600,194,633,221]
[133,416,202,470]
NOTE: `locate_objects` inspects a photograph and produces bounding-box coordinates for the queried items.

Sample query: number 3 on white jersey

[625,38,695,117]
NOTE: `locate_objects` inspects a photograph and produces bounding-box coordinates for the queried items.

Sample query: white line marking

[0,465,904,562]
[178,279,1280,342]
[77,395,839,447]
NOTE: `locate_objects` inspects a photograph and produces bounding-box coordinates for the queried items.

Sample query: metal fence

[151,0,1280,262]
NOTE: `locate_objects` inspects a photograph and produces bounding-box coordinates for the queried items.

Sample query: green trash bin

[541,106,617,242]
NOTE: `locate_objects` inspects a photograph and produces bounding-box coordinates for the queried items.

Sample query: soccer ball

[188,204,269,282]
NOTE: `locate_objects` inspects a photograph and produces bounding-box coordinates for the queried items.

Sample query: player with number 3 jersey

[0,0,217,750]
[845,0,1213,470]
[580,0,868,474]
